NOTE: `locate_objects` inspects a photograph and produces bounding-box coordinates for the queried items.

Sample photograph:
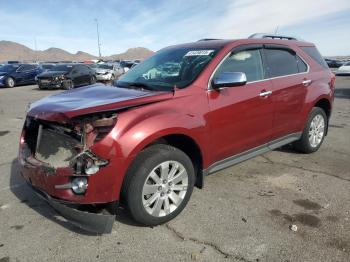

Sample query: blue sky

[0,0,349,56]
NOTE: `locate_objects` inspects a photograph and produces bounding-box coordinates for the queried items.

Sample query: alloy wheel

[142,160,188,217]
[308,114,325,147]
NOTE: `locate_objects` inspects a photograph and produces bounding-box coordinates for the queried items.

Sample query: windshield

[0,64,19,73]
[41,64,54,70]
[50,64,73,72]
[98,64,113,70]
[88,64,98,68]
[117,47,220,91]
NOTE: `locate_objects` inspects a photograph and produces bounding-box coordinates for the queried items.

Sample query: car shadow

[9,158,143,235]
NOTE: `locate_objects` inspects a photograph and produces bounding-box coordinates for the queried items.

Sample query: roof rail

[249,33,302,41]
[197,38,222,42]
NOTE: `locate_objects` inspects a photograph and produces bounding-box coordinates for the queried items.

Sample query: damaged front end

[19,112,118,233]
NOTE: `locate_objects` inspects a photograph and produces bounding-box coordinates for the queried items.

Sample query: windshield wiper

[118,81,158,91]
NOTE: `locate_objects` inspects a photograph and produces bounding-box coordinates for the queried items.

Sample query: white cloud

[0,0,349,55]
[211,0,350,38]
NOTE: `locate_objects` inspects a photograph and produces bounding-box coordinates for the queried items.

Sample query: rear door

[263,45,309,140]
[14,65,31,83]
[207,45,274,163]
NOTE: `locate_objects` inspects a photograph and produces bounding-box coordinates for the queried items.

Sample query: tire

[64,80,74,90]
[5,77,15,88]
[90,75,96,85]
[293,107,327,153]
[123,144,195,226]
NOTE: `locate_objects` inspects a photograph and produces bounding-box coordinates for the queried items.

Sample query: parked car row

[336,61,350,75]
[324,58,350,68]
[0,60,140,89]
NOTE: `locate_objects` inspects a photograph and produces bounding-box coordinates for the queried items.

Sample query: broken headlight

[71,150,109,176]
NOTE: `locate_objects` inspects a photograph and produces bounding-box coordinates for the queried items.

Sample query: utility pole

[34,37,38,62]
[274,26,279,34]
[94,18,102,58]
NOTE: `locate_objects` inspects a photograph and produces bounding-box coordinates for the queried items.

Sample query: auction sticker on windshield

[184,50,214,56]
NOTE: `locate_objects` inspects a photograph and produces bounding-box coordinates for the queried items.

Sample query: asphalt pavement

[0,78,349,262]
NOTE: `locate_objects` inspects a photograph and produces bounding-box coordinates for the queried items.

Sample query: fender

[299,76,333,131]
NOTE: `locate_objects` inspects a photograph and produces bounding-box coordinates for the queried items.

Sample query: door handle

[302,79,312,86]
[259,90,272,97]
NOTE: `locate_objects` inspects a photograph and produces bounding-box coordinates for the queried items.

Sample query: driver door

[207,46,274,164]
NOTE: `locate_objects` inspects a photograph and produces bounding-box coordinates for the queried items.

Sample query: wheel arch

[118,131,205,205]
[313,97,332,135]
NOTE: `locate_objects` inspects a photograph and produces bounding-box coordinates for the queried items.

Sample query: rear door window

[264,49,299,78]
[301,46,328,69]
[214,49,264,82]
[18,64,34,72]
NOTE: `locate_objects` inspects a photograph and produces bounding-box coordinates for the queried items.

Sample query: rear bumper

[27,182,116,233]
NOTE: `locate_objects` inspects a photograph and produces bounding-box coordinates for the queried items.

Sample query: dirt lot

[0,78,349,262]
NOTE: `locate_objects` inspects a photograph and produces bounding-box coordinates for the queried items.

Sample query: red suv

[19,34,335,233]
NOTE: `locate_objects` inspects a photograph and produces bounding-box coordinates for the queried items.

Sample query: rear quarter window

[301,46,328,69]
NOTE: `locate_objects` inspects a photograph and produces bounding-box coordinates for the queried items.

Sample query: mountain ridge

[0,40,154,62]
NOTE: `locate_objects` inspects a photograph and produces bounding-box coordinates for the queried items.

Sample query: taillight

[19,130,25,146]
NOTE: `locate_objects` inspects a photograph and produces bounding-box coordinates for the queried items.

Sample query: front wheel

[124,144,195,226]
[90,75,96,85]
[5,77,15,88]
[293,107,327,153]
[63,80,74,90]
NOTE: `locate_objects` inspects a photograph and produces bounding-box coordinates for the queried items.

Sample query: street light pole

[94,18,102,58]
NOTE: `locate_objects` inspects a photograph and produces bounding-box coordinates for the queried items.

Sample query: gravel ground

[0,78,349,262]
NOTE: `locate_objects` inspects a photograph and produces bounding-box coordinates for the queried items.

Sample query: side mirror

[212,72,247,89]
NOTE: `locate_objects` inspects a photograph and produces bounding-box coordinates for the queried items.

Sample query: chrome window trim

[207,47,310,90]
[16,65,37,73]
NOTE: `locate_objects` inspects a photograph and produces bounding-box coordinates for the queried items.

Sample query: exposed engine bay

[22,112,117,175]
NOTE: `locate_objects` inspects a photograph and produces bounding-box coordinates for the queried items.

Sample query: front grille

[35,128,80,168]
[24,117,82,169]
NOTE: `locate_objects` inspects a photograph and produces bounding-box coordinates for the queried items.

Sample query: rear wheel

[124,144,195,226]
[90,75,96,85]
[293,107,327,153]
[5,77,15,88]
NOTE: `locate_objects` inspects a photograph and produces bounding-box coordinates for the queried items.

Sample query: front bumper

[19,152,119,204]
[26,182,116,233]
[38,79,63,89]
[96,74,112,81]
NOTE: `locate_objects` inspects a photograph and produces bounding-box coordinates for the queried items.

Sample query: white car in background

[95,63,124,81]
[336,61,350,75]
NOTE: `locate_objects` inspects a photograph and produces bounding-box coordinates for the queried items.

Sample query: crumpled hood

[37,71,67,78]
[27,83,172,122]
